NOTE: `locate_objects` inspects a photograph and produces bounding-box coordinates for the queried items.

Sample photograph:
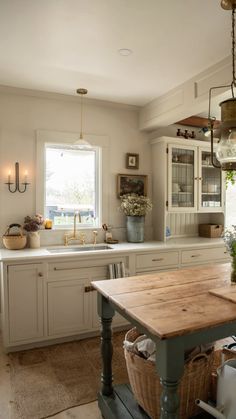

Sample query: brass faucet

[64,211,82,246]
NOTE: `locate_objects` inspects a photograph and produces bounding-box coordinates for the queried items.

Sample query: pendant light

[75,88,91,148]
[209,0,236,170]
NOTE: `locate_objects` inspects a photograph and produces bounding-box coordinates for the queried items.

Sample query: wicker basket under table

[124,328,214,419]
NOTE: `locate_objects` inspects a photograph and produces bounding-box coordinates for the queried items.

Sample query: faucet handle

[64,234,69,246]
[79,232,86,245]
[93,230,98,246]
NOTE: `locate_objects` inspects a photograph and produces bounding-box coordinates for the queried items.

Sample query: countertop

[0,237,227,262]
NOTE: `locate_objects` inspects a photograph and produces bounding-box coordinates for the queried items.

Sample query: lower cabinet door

[8,264,44,343]
[47,278,91,336]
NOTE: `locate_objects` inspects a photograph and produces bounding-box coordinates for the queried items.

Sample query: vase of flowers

[119,194,152,243]
[223,226,236,283]
[23,214,44,249]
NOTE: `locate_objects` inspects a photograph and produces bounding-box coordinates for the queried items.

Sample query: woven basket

[124,328,214,419]
[2,224,27,250]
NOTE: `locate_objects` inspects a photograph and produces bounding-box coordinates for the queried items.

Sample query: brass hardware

[84,285,95,293]
[93,230,98,246]
[221,0,236,10]
[194,177,198,180]
[152,258,164,262]
[64,211,82,246]
[191,254,201,258]
[38,272,43,277]
[199,177,202,180]
[79,232,86,245]
[76,88,88,140]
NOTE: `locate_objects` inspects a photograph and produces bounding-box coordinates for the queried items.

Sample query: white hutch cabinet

[151,137,225,241]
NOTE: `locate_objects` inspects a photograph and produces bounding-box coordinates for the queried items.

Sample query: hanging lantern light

[209,0,236,170]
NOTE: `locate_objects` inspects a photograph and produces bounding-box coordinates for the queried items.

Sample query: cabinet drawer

[136,251,179,270]
[181,247,229,265]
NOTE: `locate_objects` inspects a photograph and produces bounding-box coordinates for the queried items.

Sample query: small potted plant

[223,225,236,283]
[23,214,44,248]
[119,194,152,243]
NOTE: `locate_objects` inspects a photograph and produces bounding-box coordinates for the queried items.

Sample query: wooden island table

[92,263,236,419]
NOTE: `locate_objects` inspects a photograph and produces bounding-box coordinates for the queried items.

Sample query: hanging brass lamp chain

[232,7,236,91]
[76,88,88,140]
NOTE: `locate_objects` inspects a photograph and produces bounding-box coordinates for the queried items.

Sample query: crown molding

[0,84,140,112]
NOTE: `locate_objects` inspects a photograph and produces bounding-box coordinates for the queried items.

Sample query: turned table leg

[97,293,115,397]
[157,339,184,419]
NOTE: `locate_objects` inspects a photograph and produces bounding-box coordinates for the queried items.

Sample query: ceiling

[0,0,232,106]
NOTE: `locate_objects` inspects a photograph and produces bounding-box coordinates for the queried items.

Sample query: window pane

[45,145,98,227]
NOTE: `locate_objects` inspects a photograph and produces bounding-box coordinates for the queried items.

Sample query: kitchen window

[36,130,109,230]
[45,144,100,228]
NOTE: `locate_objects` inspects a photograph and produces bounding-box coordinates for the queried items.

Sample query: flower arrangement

[223,226,236,257]
[23,214,44,232]
[119,194,152,217]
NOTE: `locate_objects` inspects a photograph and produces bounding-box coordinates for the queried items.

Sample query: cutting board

[209,285,236,303]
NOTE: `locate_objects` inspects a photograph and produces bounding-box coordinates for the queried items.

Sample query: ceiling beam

[176,116,221,129]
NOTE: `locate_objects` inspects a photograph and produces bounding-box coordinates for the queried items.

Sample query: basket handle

[4,224,24,237]
[188,352,209,365]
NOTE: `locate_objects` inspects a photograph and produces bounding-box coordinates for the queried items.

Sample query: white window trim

[36,130,110,230]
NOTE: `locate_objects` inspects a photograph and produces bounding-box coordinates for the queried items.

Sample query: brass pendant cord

[232,7,236,92]
[80,93,84,140]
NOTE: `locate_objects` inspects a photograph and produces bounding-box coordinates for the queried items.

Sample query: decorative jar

[29,231,40,249]
[126,216,145,243]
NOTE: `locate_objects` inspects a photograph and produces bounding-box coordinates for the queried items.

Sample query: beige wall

[0,91,152,245]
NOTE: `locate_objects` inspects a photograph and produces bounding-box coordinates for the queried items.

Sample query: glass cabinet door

[169,146,197,210]
[200,150,222,210]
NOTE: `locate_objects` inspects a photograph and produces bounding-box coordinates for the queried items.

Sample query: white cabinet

[168,144,224,213]
[136,251,179,273]
[151,137,225,241]
[181,246,229,265]
[7,264,44,343]
[47,259,128,338]
[47,277,91,336]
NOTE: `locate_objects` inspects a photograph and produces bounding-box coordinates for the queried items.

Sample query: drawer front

[136,251,179,270]
[181,247,229,265]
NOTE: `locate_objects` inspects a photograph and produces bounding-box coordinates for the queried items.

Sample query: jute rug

[9,332,128,419]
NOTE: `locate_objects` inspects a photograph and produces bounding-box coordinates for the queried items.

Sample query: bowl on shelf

[172,183,181,193]
[208,184,217,193]
[178,154,193,164]
[181,185,193,192]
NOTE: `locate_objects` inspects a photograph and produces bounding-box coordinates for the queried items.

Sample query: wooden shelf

[172,162,193,166]
[202,192,220,195]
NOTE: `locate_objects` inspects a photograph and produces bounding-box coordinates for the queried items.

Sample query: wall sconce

[5,162,30,193]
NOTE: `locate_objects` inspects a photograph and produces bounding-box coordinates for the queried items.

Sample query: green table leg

[157,339,185,419]
[97,293,115,397]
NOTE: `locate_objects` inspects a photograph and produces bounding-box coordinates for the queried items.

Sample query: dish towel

[108,262,126,279]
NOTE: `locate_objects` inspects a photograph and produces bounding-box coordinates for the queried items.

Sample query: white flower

[119,194,152,216]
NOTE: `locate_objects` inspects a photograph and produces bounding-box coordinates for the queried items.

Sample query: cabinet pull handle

[84,285,95,293]
[152,258,164,262]
[38,272,43,277]
[53,266,80,271]
[191,254,201,258]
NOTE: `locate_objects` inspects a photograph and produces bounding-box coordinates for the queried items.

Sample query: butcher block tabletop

[92,263,236,339]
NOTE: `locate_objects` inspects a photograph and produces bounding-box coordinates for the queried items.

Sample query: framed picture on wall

[117,174,147,197]
[126,153,139,169]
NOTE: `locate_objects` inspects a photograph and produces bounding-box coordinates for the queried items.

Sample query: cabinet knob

[38,272,43,277]
[191,254,201,258]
